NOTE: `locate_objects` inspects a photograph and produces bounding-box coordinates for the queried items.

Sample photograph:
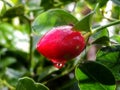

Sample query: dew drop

[50,59,66,69]
[53,62,65,69]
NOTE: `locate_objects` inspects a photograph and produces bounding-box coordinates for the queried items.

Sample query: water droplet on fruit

[50,59,66,69]
[53,62,65,69]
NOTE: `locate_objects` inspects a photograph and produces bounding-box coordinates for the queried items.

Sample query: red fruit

[37,26,85,68]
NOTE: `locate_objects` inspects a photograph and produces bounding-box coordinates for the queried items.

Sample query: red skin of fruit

[37,26,85,68]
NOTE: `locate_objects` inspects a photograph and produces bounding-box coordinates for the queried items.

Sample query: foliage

[0,0,120,90]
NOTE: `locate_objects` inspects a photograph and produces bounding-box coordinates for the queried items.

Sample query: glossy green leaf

[32,9,78,35]
[92,36,109,45]
[3,5,24,18]
[92,29,109,45]
[75,61,115,90]
[111,35,120,44]
[73,11,94,32]
[92,28,109,39]
[111,0,120,6]
[96,45,120,80]
[16,77,49,90]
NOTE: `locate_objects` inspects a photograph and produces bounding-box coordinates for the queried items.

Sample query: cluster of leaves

[0,0,120,90]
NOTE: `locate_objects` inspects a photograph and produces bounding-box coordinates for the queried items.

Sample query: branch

[93,20,120,34]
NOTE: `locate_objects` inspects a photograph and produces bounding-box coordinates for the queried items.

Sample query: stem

[23,15,34,75]
[93,20,120,34]
[42,60,78,85]
[0,79,15,90]
[28,12,34,75]
[29,21,34,74]
[83,32,91,41]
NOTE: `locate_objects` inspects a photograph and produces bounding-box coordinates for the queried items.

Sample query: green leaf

[92,29,109,39]
[3,5,24,18]
[38,66,58,81]
[75,61,116,90]
[111,0,120,6]
[0,23,14,47]
[111,5,120,19]
[32,9,78,35]
[40,0,75,10]
[5,68,25,86]
[97,0,108,7]
[27,0,41,8]
[0,1,6,16]
[85,0,108,9]
[0,57,16,68]
[110,35,120,44]
[85,0,98,9]
[5,68,24,78]
[92,29,110,45]
[96,45,120,80]
[16,77,49,90]
[92,36,109,45]
[58,78,79,90]
[73,11,94,32]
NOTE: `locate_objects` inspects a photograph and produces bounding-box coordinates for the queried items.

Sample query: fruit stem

[92,20,120,34]
[83,32,91,41]
[83,20,120,44]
